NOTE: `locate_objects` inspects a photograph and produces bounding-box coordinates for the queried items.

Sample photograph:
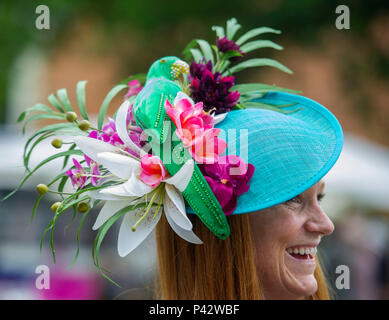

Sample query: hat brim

[186,92,343,215]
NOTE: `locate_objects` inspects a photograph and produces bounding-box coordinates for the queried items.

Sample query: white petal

[163,159,194,192]
[118,206,162,257]
[164,207,203,244]
[92,200,130,230]
[73,136,123,163]
[213,112,227,125]
[174,91,194,105]
[97,152,141,180]
[87,190,132,201]
[123,172,154,196]
[116,100,147,157]
[163,184,192,230]
[99,183,133,197]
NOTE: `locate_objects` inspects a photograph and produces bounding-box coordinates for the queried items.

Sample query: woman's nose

[305,205,335,236]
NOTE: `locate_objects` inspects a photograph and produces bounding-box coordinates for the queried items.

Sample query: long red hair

[154,213,331,299]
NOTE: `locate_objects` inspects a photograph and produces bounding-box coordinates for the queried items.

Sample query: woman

[154,92,343,300]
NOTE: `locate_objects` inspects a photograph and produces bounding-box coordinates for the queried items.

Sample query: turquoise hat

[187,92,343,214]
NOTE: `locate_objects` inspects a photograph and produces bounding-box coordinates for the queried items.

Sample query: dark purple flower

[216,36,246,62]
[199,155,255,215]
[189,61,240,114]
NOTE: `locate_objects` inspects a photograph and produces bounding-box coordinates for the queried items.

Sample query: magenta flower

[199,155,255,215]
[125,80,143,99]
[84,155,100,186]
[189,61,240,114]
[139,154,167,188]
[165,93,213,147]
[216,36,246,61]
[89,105,145,158]
[66,159,87,189]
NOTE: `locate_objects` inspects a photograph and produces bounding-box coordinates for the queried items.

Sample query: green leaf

[24,132,55,172]
[232,83,302,94]
[30,170,69,224]
[238,93,266,103]
[69,207,91,268]
[220,50,243,61]
[58,175,69,194]
[47,94,65,113]
[62,143,76,170]
[182,39,198,61]
[226,18,241,40]
[97,84,127,130]
[17,104,54,123]
[240,40,283,53]
[23,123,82,171]
[49,195,90,263]
[22,113,65,135]
[196,39,214,65]
[2,149,83,201]
[118,74,147,86]
[190,48,203,63]
[219,60,231,74]
[211,25,225,38]
[236,27,281,46]
[242,101,300,114]
[57,88,73,112]
[228,58,293,75]
[76,81,88,120]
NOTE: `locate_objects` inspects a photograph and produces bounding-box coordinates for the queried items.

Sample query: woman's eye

[285,197,300,205]
[317,193,326,202]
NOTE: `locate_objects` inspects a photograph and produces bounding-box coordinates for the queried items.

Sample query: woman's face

[249,180,334,299]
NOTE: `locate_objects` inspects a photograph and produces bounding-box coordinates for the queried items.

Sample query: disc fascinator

[5,18,343,284]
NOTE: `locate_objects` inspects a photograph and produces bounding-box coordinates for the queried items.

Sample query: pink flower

[165,97,213,147]
[199,155,255,215]
[66,159,87,189]
[139,154,167,188]
[84,156,100,186]
[124,80,143,99]
[188,128,227,164]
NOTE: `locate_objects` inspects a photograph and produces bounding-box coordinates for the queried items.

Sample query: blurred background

[0,0,389,299]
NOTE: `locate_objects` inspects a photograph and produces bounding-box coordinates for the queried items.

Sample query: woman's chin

[282,250,319,298]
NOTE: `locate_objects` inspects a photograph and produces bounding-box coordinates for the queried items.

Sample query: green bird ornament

[133,56,231,239]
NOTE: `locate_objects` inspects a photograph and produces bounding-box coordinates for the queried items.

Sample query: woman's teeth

[286,247,317,256]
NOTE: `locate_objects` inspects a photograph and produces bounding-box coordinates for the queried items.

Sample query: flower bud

[77,202,89,213]
[66,111,77,122]
[36,184,48,195]
[50,202,62,213]
[78,120,90,131]
[51,138,63,149]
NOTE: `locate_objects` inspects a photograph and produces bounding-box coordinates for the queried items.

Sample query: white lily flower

[73,136,202,258]
[116,100,148,157]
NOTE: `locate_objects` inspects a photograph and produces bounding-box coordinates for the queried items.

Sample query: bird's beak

[171,60,189,80]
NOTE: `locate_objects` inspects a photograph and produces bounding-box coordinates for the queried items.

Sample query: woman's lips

[286,246,317,260]
[284,246,317,275]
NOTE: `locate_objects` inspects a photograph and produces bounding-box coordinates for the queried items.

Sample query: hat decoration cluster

[4,18,300,285]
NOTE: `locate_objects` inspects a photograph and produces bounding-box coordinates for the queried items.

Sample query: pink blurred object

[38,268,102,300]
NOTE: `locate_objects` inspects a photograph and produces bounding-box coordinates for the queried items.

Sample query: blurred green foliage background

[1,0,389,140]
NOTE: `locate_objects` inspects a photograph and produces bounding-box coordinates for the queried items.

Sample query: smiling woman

[155,182,333,300]
[7,18,344,298]
[154,90,343,300]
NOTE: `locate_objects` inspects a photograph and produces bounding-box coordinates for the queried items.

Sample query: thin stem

[81,173,116,179]
[47,189,73,196]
